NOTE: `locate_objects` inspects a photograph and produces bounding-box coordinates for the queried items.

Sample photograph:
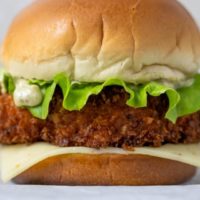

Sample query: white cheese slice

[0,142,200,182]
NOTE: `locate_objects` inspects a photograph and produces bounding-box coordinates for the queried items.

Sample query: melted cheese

[0,142,200,182]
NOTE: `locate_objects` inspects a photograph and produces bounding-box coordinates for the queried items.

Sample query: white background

[0,0,200,43]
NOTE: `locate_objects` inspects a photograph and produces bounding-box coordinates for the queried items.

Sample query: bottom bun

[13,154,196,185]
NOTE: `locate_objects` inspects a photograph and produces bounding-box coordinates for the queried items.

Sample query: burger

[0,0,200,186]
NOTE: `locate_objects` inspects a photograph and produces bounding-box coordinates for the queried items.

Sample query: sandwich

[0,0,200,185]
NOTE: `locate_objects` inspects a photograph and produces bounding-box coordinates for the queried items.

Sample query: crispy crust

[13,154,196,185]
[1,92,200,148]
[1,0,200,82]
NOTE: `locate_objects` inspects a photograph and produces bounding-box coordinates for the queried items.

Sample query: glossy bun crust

[13,154,196,185]
[1,0,200,85]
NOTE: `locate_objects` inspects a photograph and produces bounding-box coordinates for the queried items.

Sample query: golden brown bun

[13,154,196,185]
[1,0,200,85]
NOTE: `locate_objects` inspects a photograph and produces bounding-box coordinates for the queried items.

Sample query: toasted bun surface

[1,0,200,85]
[13,154,196,185]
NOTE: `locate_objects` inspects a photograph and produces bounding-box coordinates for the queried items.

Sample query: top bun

[1,0,200,85]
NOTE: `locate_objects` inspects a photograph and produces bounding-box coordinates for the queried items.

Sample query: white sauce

[14,79,43,107]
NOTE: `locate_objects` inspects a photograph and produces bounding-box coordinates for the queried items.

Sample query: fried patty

[0,87,200,149]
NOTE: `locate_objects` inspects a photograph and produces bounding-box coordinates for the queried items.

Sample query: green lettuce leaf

[29,79,52,87]
[2,72,200,123]
[3,73,15,94]
[27,74,179,121]
[28,82,57,119]
[175,75,200,118]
